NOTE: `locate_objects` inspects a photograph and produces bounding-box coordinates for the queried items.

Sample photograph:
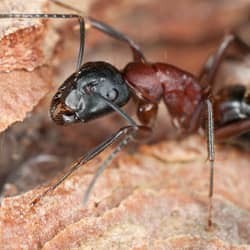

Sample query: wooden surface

[0,0,57,132]
[0,1,249,249]
[0,136,249,249]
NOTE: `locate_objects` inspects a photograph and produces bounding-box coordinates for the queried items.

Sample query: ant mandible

[1,0,249,229]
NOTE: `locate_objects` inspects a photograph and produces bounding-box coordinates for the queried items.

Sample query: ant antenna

[0,13,85,70]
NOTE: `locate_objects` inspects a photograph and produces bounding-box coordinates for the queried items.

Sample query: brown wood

[0,0,53,72]
[0,136,249,249]
[0,0,59,132]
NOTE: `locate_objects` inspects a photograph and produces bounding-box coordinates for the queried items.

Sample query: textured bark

[0,0,58,132]
[0,67,52,132]
[0,136,249,249]
[0,0,55,72]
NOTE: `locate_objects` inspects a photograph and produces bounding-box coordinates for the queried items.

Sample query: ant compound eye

[106,88,119,101]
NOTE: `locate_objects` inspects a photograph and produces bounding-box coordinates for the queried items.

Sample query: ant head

[50,61,130,125]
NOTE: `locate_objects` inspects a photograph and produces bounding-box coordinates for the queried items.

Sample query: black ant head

[50,61,130,125]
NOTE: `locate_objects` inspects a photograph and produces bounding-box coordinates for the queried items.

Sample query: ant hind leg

[206,99,215,229]
[199,32,250,92]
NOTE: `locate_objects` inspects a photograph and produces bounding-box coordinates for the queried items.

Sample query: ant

[1,0,249,229]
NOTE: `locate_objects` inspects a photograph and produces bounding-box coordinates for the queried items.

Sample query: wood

[0,67,52,132]
[0,136,249,249]
[0,0,58,132]
[0,0,52,72]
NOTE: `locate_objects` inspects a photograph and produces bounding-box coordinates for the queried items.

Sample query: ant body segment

[1,0,249,229]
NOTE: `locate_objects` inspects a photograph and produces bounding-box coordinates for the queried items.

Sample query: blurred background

[0,0,249,197]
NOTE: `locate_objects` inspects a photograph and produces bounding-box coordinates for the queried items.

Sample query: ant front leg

[31,92,152,206]
[0,13,85,71]
[31,125,138,206]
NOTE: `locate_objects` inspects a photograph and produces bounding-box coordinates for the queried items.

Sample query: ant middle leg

[50,0,145,62]
[199,32,250,92]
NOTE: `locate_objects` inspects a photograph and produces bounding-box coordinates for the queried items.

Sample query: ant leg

[82,124,152,204]
[215,119,250,141]
[184,98,216,227]
[199,33,250,229]
[76,17,85,70]
[199,33,250,91]
[199,34,235,87]
[206,99,215,229]
[192,33,250,132]
[50,0,146,62]
[31,125,143,206]
[86,17,146,63]
[0,13,85,70]
[32,92,151,206]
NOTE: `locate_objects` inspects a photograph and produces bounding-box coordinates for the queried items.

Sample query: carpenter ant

[1,0,249,229]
